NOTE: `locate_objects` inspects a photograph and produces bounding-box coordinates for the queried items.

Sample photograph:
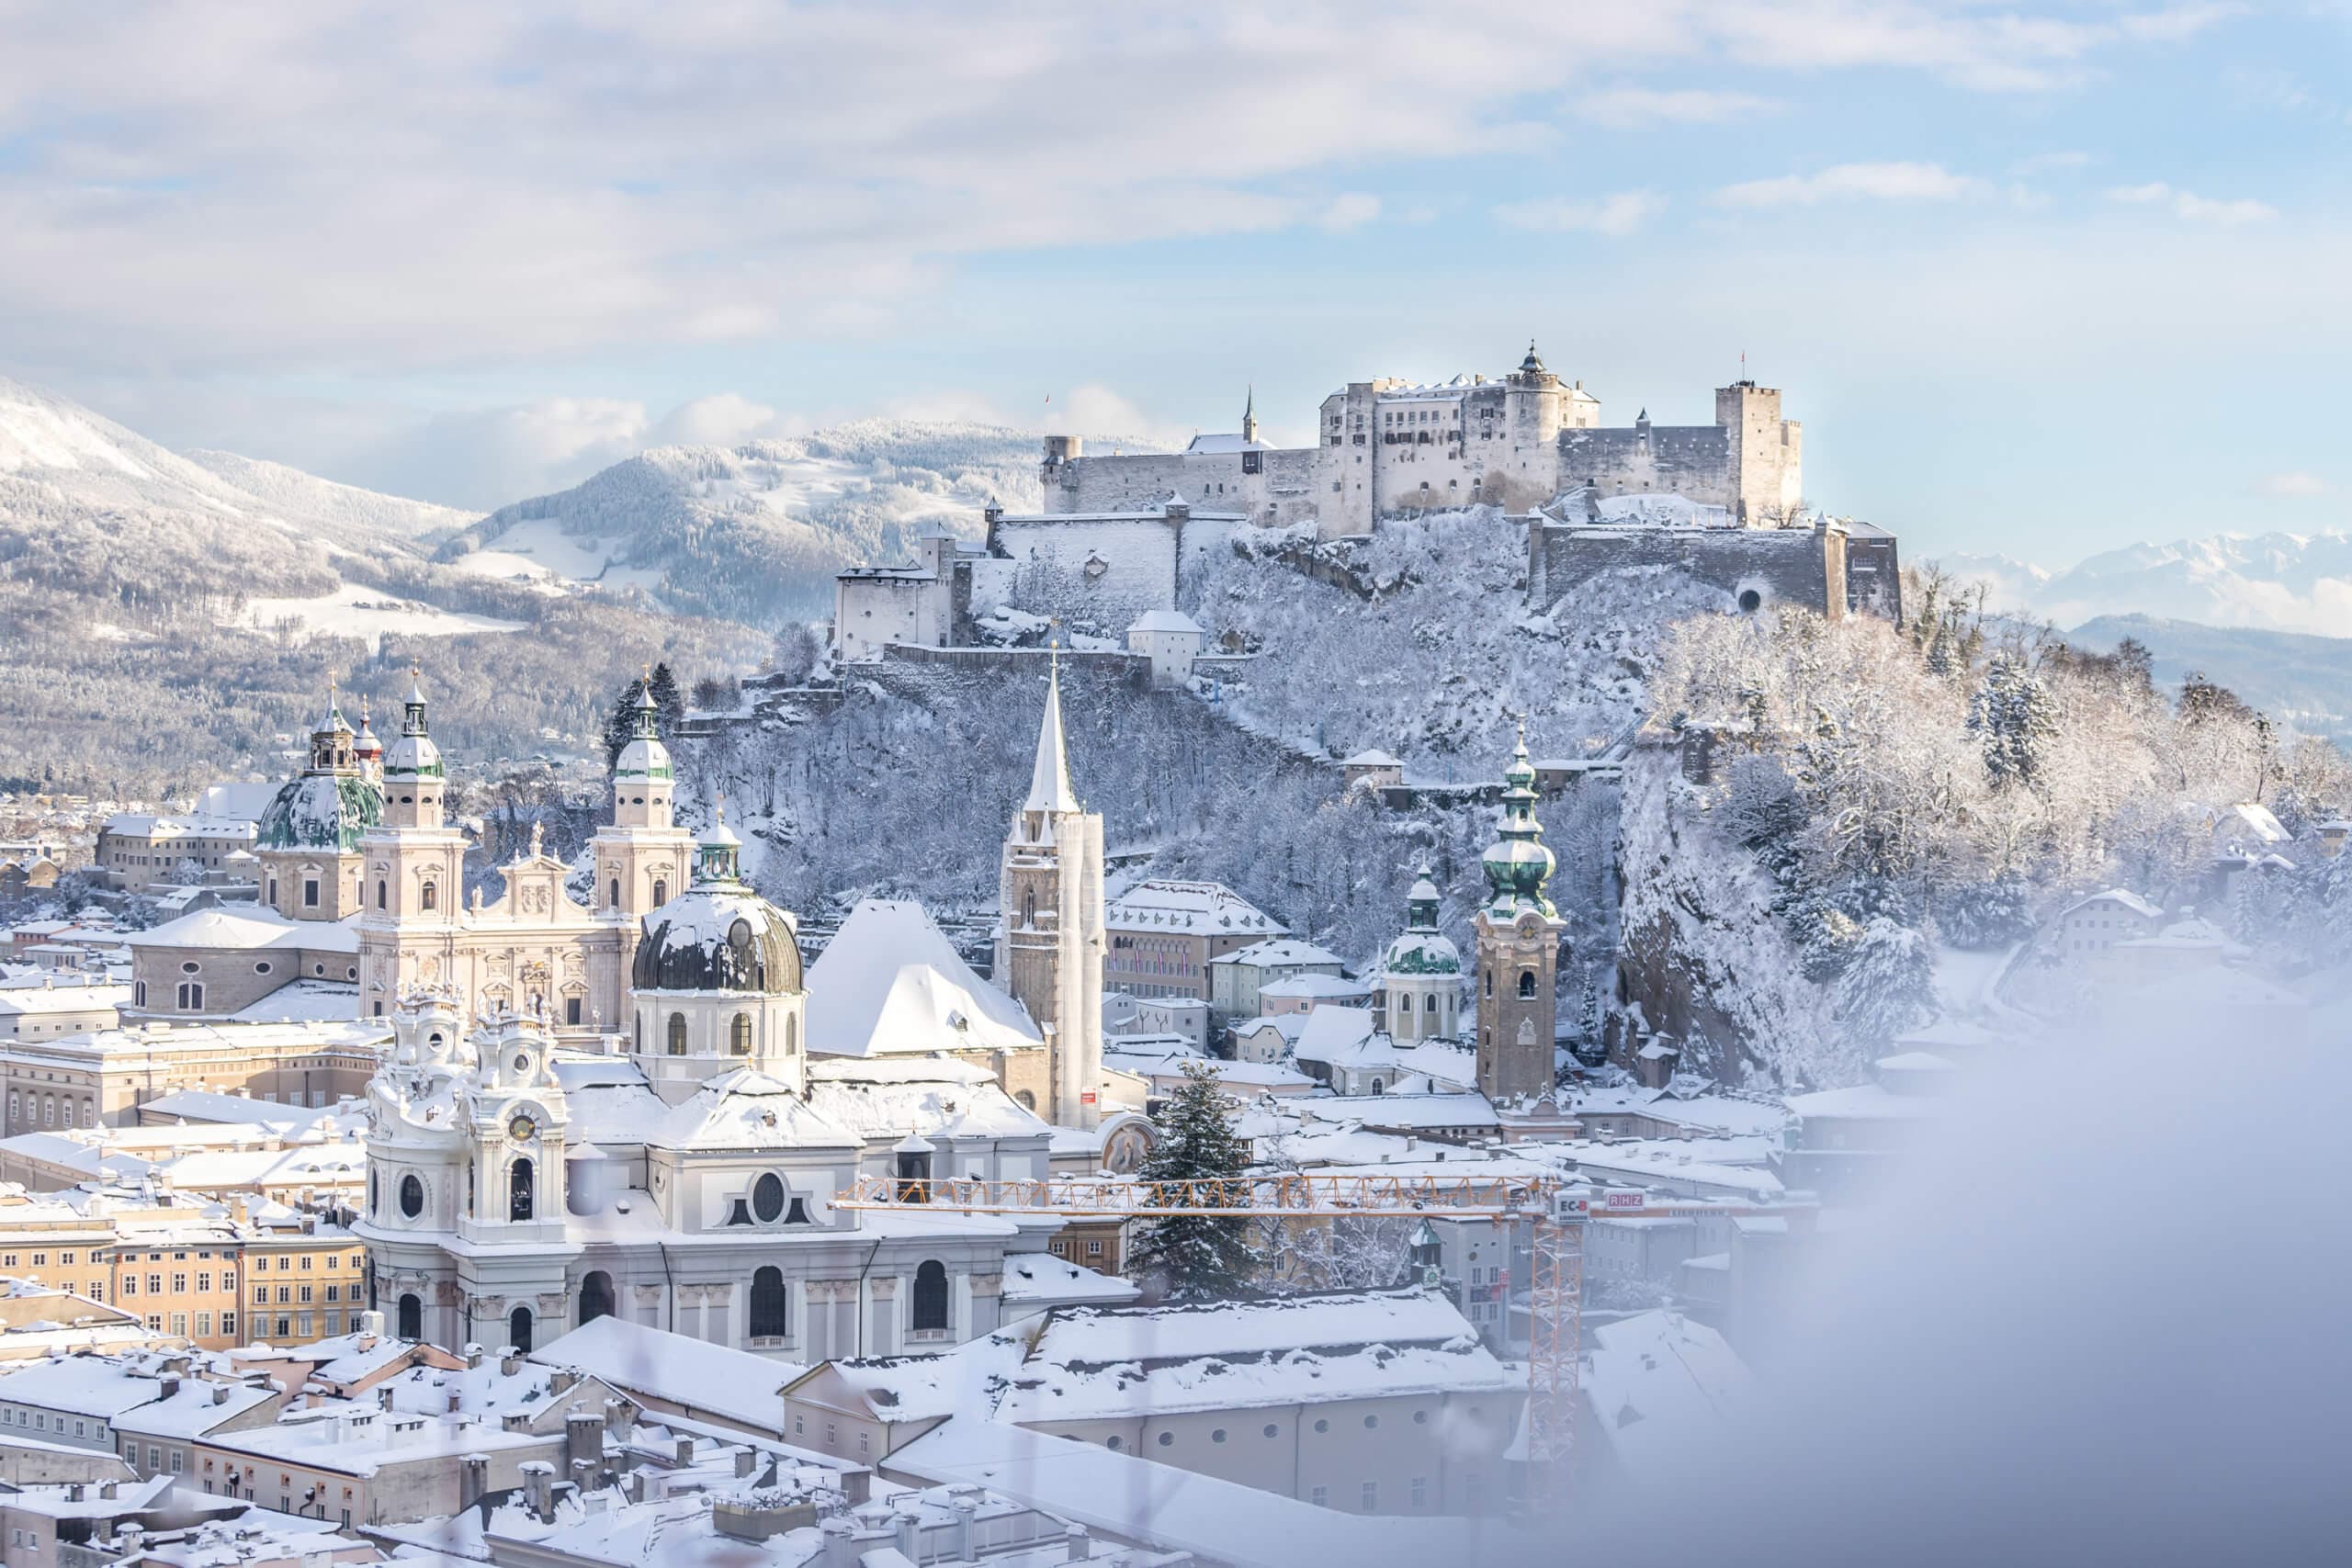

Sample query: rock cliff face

[1611,746,1834,1088]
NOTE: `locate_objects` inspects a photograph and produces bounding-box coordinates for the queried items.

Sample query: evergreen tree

[1967,653,2057,789]
[1128,1063,1260,1303]
[1834,916,1937,1054]
[649,661,685,739]
[602,676,648,769]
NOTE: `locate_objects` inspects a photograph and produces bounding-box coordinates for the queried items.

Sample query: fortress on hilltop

[1041,343,1804,537]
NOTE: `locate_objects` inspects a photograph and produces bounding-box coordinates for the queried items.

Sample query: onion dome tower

[1382,863,1463,1043]
[1474,726,1566,1116]
[255,682,385,921]
[358,669,467,1018]
[628,807,807,1105]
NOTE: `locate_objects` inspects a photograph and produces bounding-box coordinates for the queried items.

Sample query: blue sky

[0,1,2344,564]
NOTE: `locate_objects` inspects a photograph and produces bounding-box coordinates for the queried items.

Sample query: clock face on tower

[508,1113,536,1142]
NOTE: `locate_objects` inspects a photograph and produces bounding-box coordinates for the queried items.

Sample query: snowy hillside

[0,372,761,786]
[2071,614,2352,744]
[1935,532,2352,639]
[442,421,1048,626]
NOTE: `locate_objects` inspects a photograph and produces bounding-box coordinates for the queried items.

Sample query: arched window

[786,1014,797,1054]
[1517,970,1537,998]
[376,880,387,909]
[368,1169,379,1216]
[1424,994,1437,1012]
[752,1172,786,1224]
[729,1013,752,1055]
[508,1305,533,1353]
[750,1266,788,1339]
[509,1158,534,1221]
[420,882,437,912]
[910,1260,949,1334]
[579,1271,616,1327]
[399,1173,424,1219]
[396,1293,422,1340]
[667,1013,687,1055]
[651,878,667,907]
[1370,1078,1385,1095]
[608,878,620,910]
[1015,1089,1035,1111]
[176,981,204,1010]
[1022,888,1036,928]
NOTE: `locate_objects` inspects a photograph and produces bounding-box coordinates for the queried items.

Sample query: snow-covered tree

[1968,653,2058,791]
[1129,1063,1259,1303]
[1834,916,1937,1056]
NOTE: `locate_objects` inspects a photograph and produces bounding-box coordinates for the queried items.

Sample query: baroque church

[353,657,1128,1359]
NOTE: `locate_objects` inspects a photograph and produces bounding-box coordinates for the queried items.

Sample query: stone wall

[1555,423,1737,512]
[1530,519,1854,619]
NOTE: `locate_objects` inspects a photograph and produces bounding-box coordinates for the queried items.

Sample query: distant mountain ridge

[2068,614,2352,745]
[439,421,1051,626]
[1938,530,2352,638]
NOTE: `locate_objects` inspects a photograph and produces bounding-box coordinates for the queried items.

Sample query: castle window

[667,1013,687,1055]
[729,1013,752,1055]
[376,881,386,909]
[396,1293,421,1339]
[910,1260,949,1334]
[1242,450,1261,475]
[750,1266,788,1339]
[608,878,620,910]
[509,1159,534,1222]
[1518,970,1537,998]
[398,1175,424,1219]
[579,1271,615,1327]
[507,1305,533,1353]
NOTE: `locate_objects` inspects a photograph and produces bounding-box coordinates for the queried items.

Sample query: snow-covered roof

[806,1058,1052,1143]
[1254,972,1372,1000]
[532,1315,803,1430]
[0,983,128,1015]
[648,1069,863,1153]
[998,1251,1142,1307]
[119,907,358,953]
[1182,433,1270,455]
[109,1376,277,1438]
[1127,608,1203,635]
[1299,1093,1496,1131]
[227,977,359,1023]
[1581,1310,1748,1482]
[1105,880,1284,938]
[1209,937,1343,971]
[2213,801,2290,846]
[2060,887,2163,920]
[1784,1083,1939,1120]
[0,1354,174,1419]
[988,1288,1509,1424]
[805,898,1041,1058]
[1340,748,1401,768]
[1291,1006,1380,1066]
[1101,1047,1314,1091]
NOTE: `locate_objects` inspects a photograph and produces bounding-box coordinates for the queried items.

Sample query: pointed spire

[630,664,661,740]
[1024,645,1079,814]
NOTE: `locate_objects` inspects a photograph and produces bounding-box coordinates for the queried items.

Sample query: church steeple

[1480,724,1556,918]
[1024,651,1079,816]
[1240,384,1260,445]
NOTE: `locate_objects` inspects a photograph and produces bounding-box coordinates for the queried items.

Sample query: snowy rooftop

[1581,1309,1748,1482]
[1105,880,1284,938]
[805,898,1042,1058]
[649,1069,863,1154]
[2061,887,2164,920]
[1127,608,1204,635]
[1210,937,1342,971]
[228,977,361,1024]
[999,1251,1141,1307]
[1299,1093,1496,1131]
[0,983,129,1015]
[1254,972,1371,1000]
[109,1375,277,1438]
[532,1314,804,1431]
[119,907,361,954]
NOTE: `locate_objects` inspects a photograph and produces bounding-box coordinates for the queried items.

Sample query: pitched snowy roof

[1210,937,1342,971]
[999,1251,1142,1307]
[648,1069,863,1152]
[1340,748,1401,767]
[2213,801,2289,845]
[804,898,1042,1058]
[1581,1310,1748,1481]
[2061,887,2164,920]
[1127,608,1203,635]
[807,1061,1052,1143]
[531,1315,804,1430]
[119,907,352,953]
[1254,972,1371,1000]
[1292,1006,1381,1066]
[1105,880,1284,938]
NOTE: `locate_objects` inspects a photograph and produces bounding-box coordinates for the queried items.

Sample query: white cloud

[2256,470,2329,498]
[1570,85,1776,129]
[1493,190,1667,237]
[1714,162,1989,208]
[1317,192,1383,232]
[644,393,808,449]
[2010,150,2094,175]
[2106,181,2278,223]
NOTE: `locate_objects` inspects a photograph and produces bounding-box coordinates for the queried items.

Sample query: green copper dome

[256,771,384,852]
[1480,728,1555,918]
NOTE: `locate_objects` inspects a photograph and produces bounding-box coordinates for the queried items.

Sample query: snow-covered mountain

[1935,531,2352,638]
[2070,614,2352,744]
[0,373,760,786]
[440,422,1048,625]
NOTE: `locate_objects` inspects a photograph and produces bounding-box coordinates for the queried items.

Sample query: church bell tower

[1474,728,1572,1134]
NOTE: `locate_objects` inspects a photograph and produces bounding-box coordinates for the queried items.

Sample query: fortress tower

[994,655,1106,1128]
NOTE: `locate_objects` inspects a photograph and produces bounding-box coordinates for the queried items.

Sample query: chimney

[673,1434,695,1467]
[99,1482,119,1500]
[161,1376,181,1399]
[460,1454,490,1509]
[820,1516,858,1568]
[521,1461,555,1521]
[377,1385,394,1410]
[893,1506,921,1562]
[733,1446,757,1479]
[447,1390,463,1416]
[548,1369,578,1396]
[463,1342,484,1369]
[212,1384,231,1405]
[1066,1525,1091,1562]
[953,1495,978,1562]
[604,1397,635,1442]
[565,1412,605,1473]
[501,1349,523,1378]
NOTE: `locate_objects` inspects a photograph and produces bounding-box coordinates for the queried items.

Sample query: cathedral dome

[1384,926,1461,976]
[256,770,383,851]
[633,889,801,994]
[632,818,801,995]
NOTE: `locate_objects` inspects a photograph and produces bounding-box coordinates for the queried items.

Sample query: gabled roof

[804,898,1042,1058]
[532,1314,806,1431]
[648,1069,863,1153]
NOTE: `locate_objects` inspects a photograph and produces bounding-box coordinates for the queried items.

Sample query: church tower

[1240,385,1260,446]
[1381,863,1463,1043]
[1474,728,1569,1129]
[994,656,1105,1128]
[254,686,383,921]
[590,674,695,976]
[358,671,469,1020]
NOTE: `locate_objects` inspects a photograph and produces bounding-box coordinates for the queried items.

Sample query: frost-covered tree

[1968,653,2058,791]
[648,661,685,739]
[1129,1063,1259,1303]
[1834,916,1936,1057]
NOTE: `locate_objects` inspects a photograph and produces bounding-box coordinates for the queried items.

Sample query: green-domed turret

[1480,726,1555,918]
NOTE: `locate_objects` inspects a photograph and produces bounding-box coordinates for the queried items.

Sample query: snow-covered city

[0,6,2343,1567]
